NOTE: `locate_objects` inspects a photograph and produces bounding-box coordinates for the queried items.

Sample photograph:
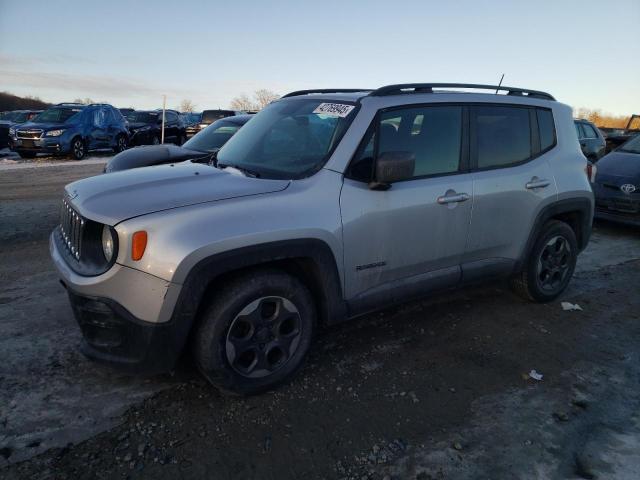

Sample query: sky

[1,0,638,115]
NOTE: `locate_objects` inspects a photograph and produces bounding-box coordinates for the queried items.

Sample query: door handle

[525,178,551,190]
[437,192,470,204]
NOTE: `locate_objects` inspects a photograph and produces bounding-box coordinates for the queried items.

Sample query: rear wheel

[194,270,316,395]
[71,137,86,160]
[17,151,36,159]
[511,220,578,302]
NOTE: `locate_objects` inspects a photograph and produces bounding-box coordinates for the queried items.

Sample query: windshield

[183,112,202,125]
[619,135,640,154]
[183,120,243,152]
[12,112,29,123]
[127,111,159,124]
[216,99,358,179]
[33,107,83,124]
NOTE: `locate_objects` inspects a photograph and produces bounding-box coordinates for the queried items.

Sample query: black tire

[194,270,316,395]
[511,220,578,302]
[114,134,128,153]
[17,150,36,159]
[70,137,86,160]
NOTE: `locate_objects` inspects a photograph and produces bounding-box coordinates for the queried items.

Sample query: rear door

[462,105,557,280]
[88,108,108,149]
[340,104,473,308]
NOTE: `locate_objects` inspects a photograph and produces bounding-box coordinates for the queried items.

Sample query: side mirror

[369,151,415,190]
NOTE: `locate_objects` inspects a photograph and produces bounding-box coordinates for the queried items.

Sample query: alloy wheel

[73,140,84,159]
[225,296,302,378]
[536,235,572,292]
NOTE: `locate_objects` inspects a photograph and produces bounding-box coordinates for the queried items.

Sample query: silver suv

[50,83,594,394]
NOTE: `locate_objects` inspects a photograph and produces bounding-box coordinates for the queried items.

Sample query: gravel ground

[1,163,639,479]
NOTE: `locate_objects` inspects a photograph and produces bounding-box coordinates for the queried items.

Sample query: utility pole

[161,95,166,144]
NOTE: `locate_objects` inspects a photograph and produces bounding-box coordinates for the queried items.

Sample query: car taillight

[585,162,597,183]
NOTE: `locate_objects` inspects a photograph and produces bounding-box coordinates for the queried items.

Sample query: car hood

[595,151,640,184]
[65,161,290,225]
[17,120,67,130]
[105,144,206,172]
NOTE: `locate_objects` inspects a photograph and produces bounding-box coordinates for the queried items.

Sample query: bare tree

[253,89,279,109]
[178,99,196,112]
[230,89,280,111]
[230,93,256,111]
[73,98,95,105]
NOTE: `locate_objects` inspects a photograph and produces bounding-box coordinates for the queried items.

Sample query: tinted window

[475,106,531,169]
[33,107,83,124]
[202,110,234,123]
[582,123,598,139]
[377,106,462,177]
[166,111,178,122]
[537,109,555,151]
[575,122,584,139]
[183,120,242,152]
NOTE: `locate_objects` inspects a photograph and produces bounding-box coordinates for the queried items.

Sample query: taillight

[585,162,597,183]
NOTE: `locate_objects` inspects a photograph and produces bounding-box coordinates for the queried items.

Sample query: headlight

[101,225,115,262]
[8,127,15,136]
[46,129,65,137]
[199,123,208,128]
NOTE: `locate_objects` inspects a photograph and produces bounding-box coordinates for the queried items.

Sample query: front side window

[474,106,531,169]
[217,99,357,179]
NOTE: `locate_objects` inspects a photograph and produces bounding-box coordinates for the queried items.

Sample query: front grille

[17,129,43,139]
[60,198,85,260]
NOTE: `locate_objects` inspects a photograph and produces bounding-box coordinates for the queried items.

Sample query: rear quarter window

[536,108,556,151]
[474,105,531,169]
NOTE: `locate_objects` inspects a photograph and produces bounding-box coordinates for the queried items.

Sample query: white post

[161,95,166,144]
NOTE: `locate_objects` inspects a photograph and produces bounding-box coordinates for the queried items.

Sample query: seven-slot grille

[60,198,85,260]
[17,129,43,139]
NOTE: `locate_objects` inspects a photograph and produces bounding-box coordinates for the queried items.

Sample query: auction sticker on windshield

[312,103,355,117]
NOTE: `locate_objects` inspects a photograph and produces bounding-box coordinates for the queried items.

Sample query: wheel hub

[536,235,572,292]
[225,296,302,378]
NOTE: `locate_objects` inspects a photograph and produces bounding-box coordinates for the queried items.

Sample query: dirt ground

[1,161,639,479]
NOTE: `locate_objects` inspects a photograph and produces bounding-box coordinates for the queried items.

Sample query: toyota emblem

[620,184,636,194]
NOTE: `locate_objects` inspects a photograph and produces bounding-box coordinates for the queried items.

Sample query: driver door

[340,104,473,311]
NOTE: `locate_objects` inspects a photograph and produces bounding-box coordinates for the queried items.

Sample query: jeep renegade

[50,83,594,394]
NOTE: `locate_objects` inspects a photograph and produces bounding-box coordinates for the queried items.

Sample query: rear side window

[537,108,555,151]
[473,106,531,169]
[575,122,584,139]
[582,123,598,139]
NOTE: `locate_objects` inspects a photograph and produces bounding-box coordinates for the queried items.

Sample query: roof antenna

[495,74,505,94]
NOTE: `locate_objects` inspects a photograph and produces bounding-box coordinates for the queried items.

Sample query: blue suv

[9,103,129,160]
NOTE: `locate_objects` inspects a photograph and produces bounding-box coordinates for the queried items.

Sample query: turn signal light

[131,231,148,261]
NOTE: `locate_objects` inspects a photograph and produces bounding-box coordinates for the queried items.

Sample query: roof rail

[282,88,373,98]
[56,102,85,106]
[87,103,114,107]
[369,83,555,101]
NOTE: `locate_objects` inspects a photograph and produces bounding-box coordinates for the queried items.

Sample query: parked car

[50,83,593,394]
[119,108,135,117]
[0,110,42,148]
[9,103,129,159]
[106,114,252,172]
[574,119,606,161]
[126,109,187,147]
[592,134,640,226]
[182,112,202,138]
[188,109,244,137]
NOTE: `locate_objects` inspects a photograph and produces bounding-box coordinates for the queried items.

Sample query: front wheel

[71,137,86,160]
[114,135,127,153]
[511,220,578,302]
[194,270,316,395]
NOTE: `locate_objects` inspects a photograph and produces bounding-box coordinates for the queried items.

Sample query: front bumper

[595,192,640,227]
[10,136,68,154]
[50,232,189,374]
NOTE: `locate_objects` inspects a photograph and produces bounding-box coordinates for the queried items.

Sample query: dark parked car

[574,119,606,161]
[181,112,202,138]
[187,109,244,137]
[126,109,187,146]
[119,107,135,117]
[8,103,129,159]
[0,110,42,148]
[105,114,252,172]
[592,134,640,226]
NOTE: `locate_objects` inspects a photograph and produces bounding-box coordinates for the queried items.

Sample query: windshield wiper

[218,163,261,178]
